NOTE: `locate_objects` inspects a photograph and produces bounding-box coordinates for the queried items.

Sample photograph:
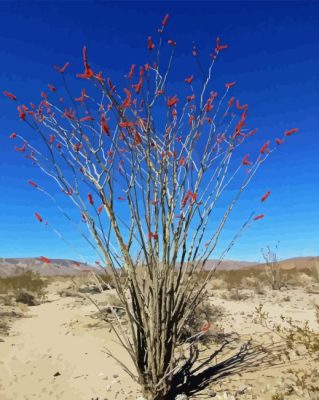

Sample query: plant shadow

[167,334,284,398]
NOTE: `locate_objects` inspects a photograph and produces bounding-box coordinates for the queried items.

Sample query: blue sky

[0,1,318,263]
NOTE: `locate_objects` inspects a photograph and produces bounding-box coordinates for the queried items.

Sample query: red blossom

[167,95,179,108]
[77,46,94,79]
[284,128,299,136]
[39,256,51,264]
[215,37,228,52]
[187,94,195,102]
[3,91,17,101]
[80,115,94,122]
[133,77,143,94]
[28,180,38,188]
[48,84,56,92]
[107,78,116,93]
[236,100,248,110]
[254,214,265,221]
[63,108,75,120]
[97,204,104,215]
[179,157,186,166]
[17,106,26,121]
[185,75,194,84]
[228,96,235,108]
[134,132,142,145]
[148,231,158,240]
[75,88,87,102]
[248,128,258,136]
[9,132,17,139]
[122,88,132,108]
[95,71,104,84]
[182,191,197,207]
[147,36,155,51]
[15,142,27,152]
[242,154,252,166]
[162,13,169,26]
[225,81,236,89]
[127,64,135,79]
[261,191,271,202]
[168,39,176,46]
[260,141,270,155]
[54,62,70,73]
[119,121,135,128]
[49,135,55,144]
[275,138,284,145]
[205,99,213,113]
[101,114,110,136]
[87,193,94,205]
[34,212,43,222]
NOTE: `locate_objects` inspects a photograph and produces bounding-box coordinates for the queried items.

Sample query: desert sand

[0,276,318,400]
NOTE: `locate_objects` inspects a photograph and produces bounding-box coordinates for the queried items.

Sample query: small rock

[53,372,61,377]
[175,395,188,400]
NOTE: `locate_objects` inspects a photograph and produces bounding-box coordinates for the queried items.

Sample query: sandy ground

[0,280,318,400]
[0,282,139,400]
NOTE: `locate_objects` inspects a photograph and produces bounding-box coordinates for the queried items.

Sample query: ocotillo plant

[4,14,299,400]
[261,244,286,290]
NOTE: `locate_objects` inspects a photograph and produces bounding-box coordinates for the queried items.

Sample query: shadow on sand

[167,333,284,398]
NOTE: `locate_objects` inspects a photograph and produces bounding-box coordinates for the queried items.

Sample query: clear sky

[0,1,318,263]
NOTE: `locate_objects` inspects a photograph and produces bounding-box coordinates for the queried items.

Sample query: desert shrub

[240,275,266,295]
[98,273,115,287]
[0,293,15,306]
[208,277,227,290]
[0,271,47,301]
[310,259,319,283]
[179,298,225,345]
[290,272,315,287]
[15,289,39,306]
[0,319,9,335]
[254,304,319,399]
[221,288,250,301]
[261,245,286,290]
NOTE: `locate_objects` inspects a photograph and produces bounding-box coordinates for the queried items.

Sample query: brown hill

[1,256,317,278]
[0,257,101,278]
[199,259,257,271]
[0,257,256,277]
[246,256,319,271]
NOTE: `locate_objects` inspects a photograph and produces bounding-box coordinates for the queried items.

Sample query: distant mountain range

[0,256,317,278]
[0,257,101,278]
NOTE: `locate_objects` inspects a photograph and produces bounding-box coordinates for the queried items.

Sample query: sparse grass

[0,270,48,302]
[196,267,317,292]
